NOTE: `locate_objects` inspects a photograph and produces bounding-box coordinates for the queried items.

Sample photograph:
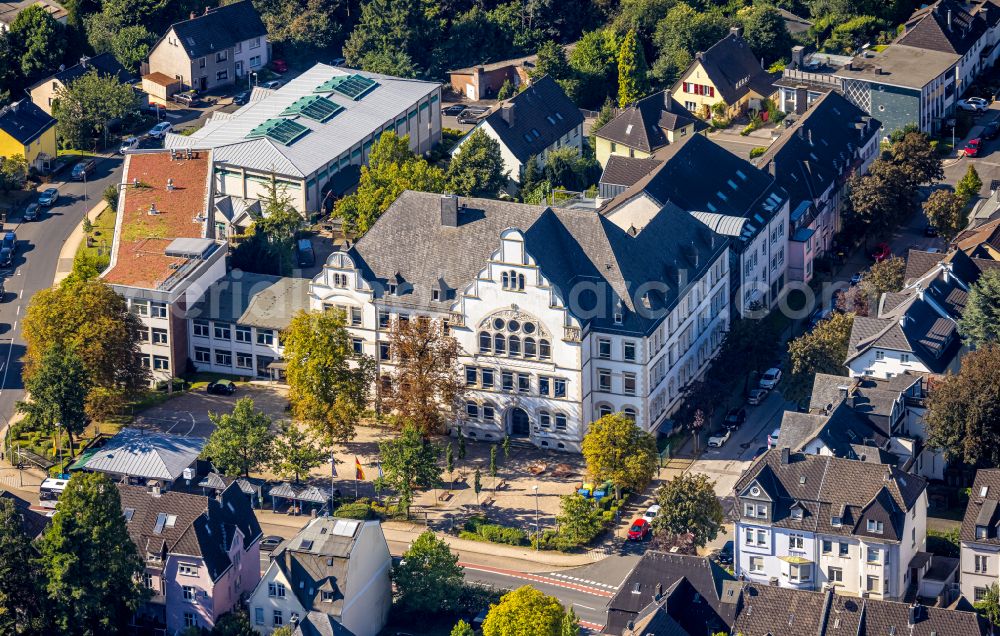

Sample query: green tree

[617,29,648,107]
[204,398,275,477]
[857,256,906,314]
[252,0,349,59]
[458,430,466,460]
[231,176,303,276]
[52,70,137,150]
[489,444,498,489]
[589,99,616,142]
[284,308,374,449]
[497,78,517,100]
[543,146,599,191]
[848,159,911,237]
[956,164,984,203]
[474,468,481,503]
[335,132,446,235]
[653,472,724,548]
[888,130,943,187]
[561,608,579,636]
[976,583,1000,627]
[9,5,65,81]
[342,0,444,77]
[501,435,511,461]
[109,25,156,71]
[532,40,571,80]
[270,422,324,484]
[650,3,729,87]
[738,3,792,65]
[17,343,89,456]
[37,473,148,635]
[568,29,618,108]
[0,154,28,192]
[555,494,603,546]
[784,312,855,403]
[922,189,967,239]
[926,343,1000,465]
[211,611,259,636]
[375,423,441,515]
[959,270,1000,348]
[0,498,47,635]
[581,413,658,499]
[394,530,464,615]
[445,443,454,477]
[270,627,295,636]
[447,129,508,197]
[451,620,475,636]
[482,586,569,636]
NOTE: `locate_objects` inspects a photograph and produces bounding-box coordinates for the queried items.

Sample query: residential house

[213,196,262,241]
[248,516,391,636]
[959,469,1000,604]
[600,133,790,316]
[777,372,947,480]
[753,92,881,283]
[0,0,65,31]
[103,149,227,383]
[119,482,262,634]
[775,46,853,115]
[311,191,731,450]
[597,156,663,200]
[70,428,206,488]
[734,449,928,601]
[146,0,269,92]
[186,271,311,380]
[953,214,1000,257]
[0,100,55,172]
[29,53,133,115]
[168,63,441,214]
[592,90,704,169]
[671,27,779,120]
[844,248,999,379]
[449,53,536,101]
[451,75,583,188]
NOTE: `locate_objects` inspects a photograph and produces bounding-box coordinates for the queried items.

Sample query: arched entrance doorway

[508,408,530,437]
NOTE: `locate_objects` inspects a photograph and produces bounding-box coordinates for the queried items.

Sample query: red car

[271,58,288,73]
[871,242,892,262]
[965,138,982,157]
[627,518,650,541]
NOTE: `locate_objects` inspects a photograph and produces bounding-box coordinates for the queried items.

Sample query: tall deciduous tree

[342,0,443,77]
[926,344,1000,465]
[784,312,855,403]
[568,29,618,108]
[52,70,137,150]
[393,530,464,615]
[653,472,724,548]
[959,270,1000,348]
[451,620,475,636]
[283,308,375,448]
[8,5,65,81]
[270,422,324,484]
[617,29,648,107]
[581,413,658,499]
[848,159,911,237]
[532,40,572,80]
[481,586,570,636]
[0,498,47,635]
[16,343,89,457]
[231,176,303,276]
[922,189,967,239]
[976,583,1000,627]
[738,3,792,65]
[447,129,509,197]
[335,132,446,235]
[37,473,148,635]
[374,423,441,515]
[204,398,275,477]
[383,317,463,436]
[856,256,906,314]
[888,131,943,187]
[555,494,603,546]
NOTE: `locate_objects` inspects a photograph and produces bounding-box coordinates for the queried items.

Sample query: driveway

[134,383,290,439]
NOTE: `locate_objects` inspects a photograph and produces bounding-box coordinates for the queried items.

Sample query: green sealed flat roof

[246,118,310,145]
[314,74,379,100]
[280,95,344,123]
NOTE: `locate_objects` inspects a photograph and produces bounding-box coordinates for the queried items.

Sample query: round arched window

[507,319,520,332]
[493,317,505,330]
[509,335,521,356]
[522,322,536,334]
[524,337,536,358]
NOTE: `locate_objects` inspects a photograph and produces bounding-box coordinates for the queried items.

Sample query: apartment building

[960,469,1000,604]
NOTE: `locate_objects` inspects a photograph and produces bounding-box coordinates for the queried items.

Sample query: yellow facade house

[0,100,57,172]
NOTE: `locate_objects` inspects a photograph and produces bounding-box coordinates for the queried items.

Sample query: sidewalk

[52,199,108,286]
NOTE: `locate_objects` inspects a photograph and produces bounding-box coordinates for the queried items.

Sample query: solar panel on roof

[314,74,379,100]
[281,95,344,123]
[246,118,310,145]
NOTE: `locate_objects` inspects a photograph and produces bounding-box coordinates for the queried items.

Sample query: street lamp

[532,485,539,551]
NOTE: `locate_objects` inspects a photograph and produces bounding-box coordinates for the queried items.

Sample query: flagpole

[330,449,336,514]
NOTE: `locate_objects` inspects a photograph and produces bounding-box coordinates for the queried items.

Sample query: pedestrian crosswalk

[546,572,619,591]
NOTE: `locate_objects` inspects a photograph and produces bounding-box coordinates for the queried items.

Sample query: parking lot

[133,383,291,439]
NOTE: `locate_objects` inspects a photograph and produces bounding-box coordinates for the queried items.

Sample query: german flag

[355,457,366,480]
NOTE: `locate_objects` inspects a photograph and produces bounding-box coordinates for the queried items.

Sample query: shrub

[749,147,768,159]
[335,501,374,520]
[460,516,527,546]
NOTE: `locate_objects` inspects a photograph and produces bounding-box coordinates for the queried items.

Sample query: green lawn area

[76,204,117,263]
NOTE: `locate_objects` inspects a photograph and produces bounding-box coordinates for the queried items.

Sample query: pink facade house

[119,482,263,634]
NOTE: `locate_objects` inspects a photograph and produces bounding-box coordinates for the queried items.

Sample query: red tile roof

[103,151,211,289]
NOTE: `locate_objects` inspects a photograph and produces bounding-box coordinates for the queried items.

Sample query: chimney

[791,45,805,69]
[730,26,742,38]
[501,103,515,128]
[874,66,883,75]
[149,481,161,497]
[190,10,196,18]
[795,86,808,115]
[780,447,790,465]
[166,178,174,191]
[908,602,920,626]
[79,55,89,68]
[440,194,459,227]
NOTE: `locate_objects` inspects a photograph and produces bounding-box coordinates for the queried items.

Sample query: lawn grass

[76,204,117,264]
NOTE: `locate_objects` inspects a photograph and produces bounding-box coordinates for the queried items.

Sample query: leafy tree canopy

[581,413,658,499]
[959,270,1000,348]
[481,586,570,636]
[784,312,854,403]
[394,530,464,615]
[653,472,724,548]
[447,129,509,197]
[204,398,275,477]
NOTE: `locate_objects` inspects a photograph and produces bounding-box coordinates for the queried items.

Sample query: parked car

[271,58,288,73]
[724,408,747,428]
[1,231,15,254]
[71,159,96,181]
[442,104,466,116]
[260,535,283,552]
[767,427,781,448]
[714,542,734,566]
[871,242,892,263]
[23,202,39,221]
[119,136,139,154]
[37,187,59,206]
[0,248,11,267]
[707,428,732,448]
[958,97,989,112]
[627,518,650,541]
[457,107,489,124]
[206,379,237,395]
[233,91,250,106]
[172,90,199,106]
[147,121,173,138]
[296,238,315,268]
[759,367,782,390]
[261,80,283,90]
[985,121,1000,140]
[965,138,983,157]
[642,504,661,523]
[748,388,769,405]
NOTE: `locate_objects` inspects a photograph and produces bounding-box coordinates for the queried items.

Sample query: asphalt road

[0,156,124,427]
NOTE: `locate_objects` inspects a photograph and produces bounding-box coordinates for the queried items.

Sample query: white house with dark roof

[960,469,1000,604]
[168,63,442,213]
[734,450,928,602]
[310,191,731,450]
[451,75,583,188]
[248,516,391,635]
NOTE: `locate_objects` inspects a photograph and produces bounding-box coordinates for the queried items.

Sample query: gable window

[179,563,198,576]
[479,332,491,353]
[273,610,283,626]
[791,506,803,520]
[322,590,334,602]
[182,585,195,602]
[539,339,551,359]
[976,554,989,573]
[255,607,264,625]
[184,612,197,628]
[867,519,884,534]
[268,582,286,598]
[977,525,989,540]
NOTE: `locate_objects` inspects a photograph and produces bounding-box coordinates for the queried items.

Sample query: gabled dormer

[739,479,774,522]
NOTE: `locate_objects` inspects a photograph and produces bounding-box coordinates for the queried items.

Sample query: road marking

[572,603,597,611]
[0,333,15,395]
[460,562,614,598]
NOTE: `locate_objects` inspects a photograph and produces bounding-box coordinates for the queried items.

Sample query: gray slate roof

[898,0,991,56]
[684,31,779,104]
[78,428,205,482]
[187,270,311,329]
[338,191,728,334]
[168,1,267,59]
[594,91,702,153]
[28,52,132,91]
[599,155,662,188]
[961,469,1000,545]
[0,100,55,145]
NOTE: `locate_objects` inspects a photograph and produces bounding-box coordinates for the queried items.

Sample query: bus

[38,477,69,509]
